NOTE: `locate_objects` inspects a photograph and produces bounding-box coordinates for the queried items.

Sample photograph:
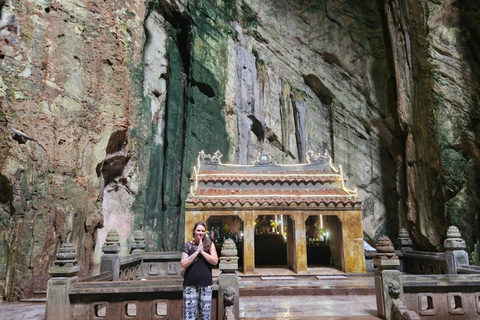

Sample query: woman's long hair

[192,222,212,251]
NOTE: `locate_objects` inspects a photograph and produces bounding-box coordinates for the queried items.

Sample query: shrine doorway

[254,215,288,268]
[305,215,331,266]
[206,215,244,271]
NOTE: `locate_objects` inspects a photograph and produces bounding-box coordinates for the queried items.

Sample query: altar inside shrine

[185,151,366,274]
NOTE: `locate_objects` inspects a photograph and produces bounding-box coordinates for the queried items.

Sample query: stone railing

[374,226,480,320]
[46,230,241,320]
[367,226,477,276]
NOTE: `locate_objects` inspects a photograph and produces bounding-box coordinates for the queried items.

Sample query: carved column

[100,229,121,280]
[218,239,240,320]
[444,226,469,274]
[374,236,402,320]
[45,242,80,320]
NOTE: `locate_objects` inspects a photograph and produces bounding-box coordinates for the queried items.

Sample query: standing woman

[181,222,218,320]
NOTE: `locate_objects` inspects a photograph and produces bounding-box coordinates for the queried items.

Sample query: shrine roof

[187,151,361,208]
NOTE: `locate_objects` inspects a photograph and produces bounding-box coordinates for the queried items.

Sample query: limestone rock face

[0,0,479,299]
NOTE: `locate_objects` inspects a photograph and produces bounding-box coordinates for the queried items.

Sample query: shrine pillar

[243,212,256,274]
[286,217,295,271]
[339,210,366,273]
[286,213,308,273]
[293,213,308,273]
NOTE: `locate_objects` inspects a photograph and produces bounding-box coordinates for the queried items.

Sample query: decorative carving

[396,228,412,250]
[388,280,401,300]
[221,238,238,257]
[223,285,236,320]
[373,235,399,270]
[200,150,223,164]
[219,238,239,272]
[102,229,120,254]
[131,230,146,253]
[54,242,78,267]
[253,152,276,166]
[306,150,328,164]
[224,285,235,306]
[376,235,395,254]
[444,226,466,251]
[50,242,80,277]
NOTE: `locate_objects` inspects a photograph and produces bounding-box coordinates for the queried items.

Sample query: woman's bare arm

[200,243,218,266]
[181,250,199,268]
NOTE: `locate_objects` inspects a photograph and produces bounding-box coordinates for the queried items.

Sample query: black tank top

[182,241,213,287]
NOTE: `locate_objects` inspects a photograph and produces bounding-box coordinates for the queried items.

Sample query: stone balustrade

[366,226,477,276]
[374,226,480,320]
[45,229,237,320]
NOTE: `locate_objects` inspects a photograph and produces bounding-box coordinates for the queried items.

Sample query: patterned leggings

[183,286,213,320]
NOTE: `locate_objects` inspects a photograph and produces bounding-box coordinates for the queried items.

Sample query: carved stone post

[395,228,413,252]
[395,228,412,273]
[45,242,80,320]
[131,230,146,254]
[444,226,469,274]
[218,239,239,320]
[374,236,402,320]
[100,229,121,280]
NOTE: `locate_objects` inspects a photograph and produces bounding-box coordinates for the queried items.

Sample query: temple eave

[186,197,361,208]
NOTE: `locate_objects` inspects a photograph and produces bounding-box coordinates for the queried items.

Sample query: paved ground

[0,302,46,320]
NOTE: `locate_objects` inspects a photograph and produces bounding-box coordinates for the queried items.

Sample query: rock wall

[0,0,479,300]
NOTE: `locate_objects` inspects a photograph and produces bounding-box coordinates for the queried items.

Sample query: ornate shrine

[185,150,366,274]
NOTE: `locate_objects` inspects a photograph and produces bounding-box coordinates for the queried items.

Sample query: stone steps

[239,294,380,319]
[238,274,375,296]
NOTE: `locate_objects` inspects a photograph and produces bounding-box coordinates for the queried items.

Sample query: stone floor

[0,267,381,320]
[0,302,46,320]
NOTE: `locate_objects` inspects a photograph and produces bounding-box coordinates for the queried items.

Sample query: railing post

[395,228,413,252]
[218,239,239,320]
[45,242,80,320]
[131,230,146,254]
[100,229,121,280]
[374,236,401,320]
[444,226,469,274]
[395,228,413,273]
